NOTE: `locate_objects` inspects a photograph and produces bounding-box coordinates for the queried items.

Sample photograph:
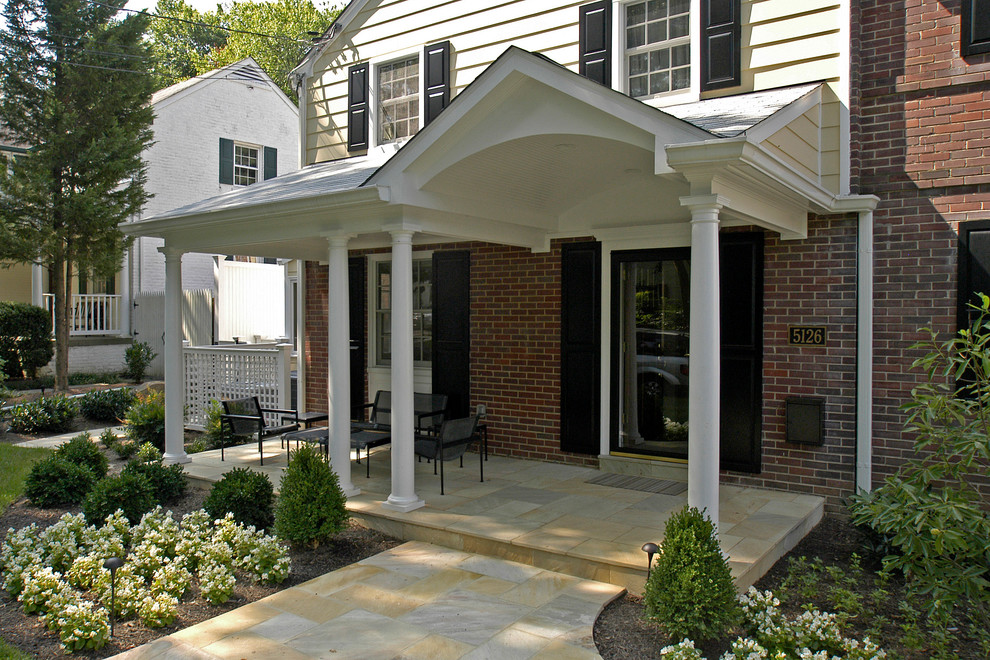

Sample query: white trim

[366,250,434,370]
[371,53,424,149]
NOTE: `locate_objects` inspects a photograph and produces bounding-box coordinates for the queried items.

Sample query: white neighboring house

[128,58,300,375]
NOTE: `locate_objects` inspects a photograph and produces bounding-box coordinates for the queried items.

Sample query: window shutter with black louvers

[347,62,370,152]
[263,146,277,180]
[579,1,611,86]
[962,0,990,56]
[219,138,234,184]
[701,0,741,91]
[424,41,451,125]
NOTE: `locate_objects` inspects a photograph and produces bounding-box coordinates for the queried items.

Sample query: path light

[641,542,659,581]
[103,557,124,637]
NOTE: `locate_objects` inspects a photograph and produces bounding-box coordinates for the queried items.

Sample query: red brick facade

[301,1,990,514]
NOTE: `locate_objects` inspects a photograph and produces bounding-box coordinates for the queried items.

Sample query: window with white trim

[373,256,432,366]
[233,144,259,186]
[377,55,420,145]
[625,0,691,98]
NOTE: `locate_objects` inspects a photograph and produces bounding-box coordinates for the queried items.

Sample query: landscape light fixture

[103,557,124,637]
[641,542,659,581]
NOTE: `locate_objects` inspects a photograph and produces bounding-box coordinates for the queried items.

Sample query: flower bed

[1,507,289,653]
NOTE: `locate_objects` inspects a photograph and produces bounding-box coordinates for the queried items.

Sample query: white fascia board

[368,48,712,188]
[292,0,370,79]
[744,84,824,144]
[121,186,387,241]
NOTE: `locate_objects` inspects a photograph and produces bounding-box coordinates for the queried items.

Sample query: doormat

[586,473,687,496]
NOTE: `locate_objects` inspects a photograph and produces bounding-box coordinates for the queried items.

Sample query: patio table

[281,427,391,477]
[283,427,329,461]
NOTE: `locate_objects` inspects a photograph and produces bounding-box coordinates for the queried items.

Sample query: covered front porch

[181,443,823,593]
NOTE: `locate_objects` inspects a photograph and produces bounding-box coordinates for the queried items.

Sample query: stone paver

[114,542,623,659]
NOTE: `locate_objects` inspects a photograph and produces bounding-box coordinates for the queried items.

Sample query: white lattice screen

[184,344,292,429]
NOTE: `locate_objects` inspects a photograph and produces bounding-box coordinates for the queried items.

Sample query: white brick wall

[130,67,299,295]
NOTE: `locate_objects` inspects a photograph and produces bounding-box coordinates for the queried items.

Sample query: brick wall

[304,238,598,469]
[852,0,990,497]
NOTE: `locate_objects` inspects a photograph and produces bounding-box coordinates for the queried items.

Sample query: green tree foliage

[148,0,340,99]
[0,0,155,391]
[850,294,990,626]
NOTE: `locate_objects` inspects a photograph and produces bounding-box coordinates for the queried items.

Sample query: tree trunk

[53,252,70,392]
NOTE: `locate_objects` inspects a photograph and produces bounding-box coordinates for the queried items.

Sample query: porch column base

[341,485,361,498]
[382,495,425,513]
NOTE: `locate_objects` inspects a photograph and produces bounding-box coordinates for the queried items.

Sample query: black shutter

[433,250,471,419]
[560,241,601,454]
[719,232,763,473]
[962,0,990,56]
[263,146,277,180]
[579,1,612,86]
[958,221,990,329]
[219,138,234,184]
[349,256,367,416]
[424,41,451,125]
[347,62,370,152]
[701,0,741,91]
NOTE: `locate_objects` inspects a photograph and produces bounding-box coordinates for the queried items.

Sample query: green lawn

[0,443,51,513]
[0,637,33,659]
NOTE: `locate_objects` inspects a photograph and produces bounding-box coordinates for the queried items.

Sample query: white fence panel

[133,289,213,378]
[217,260,286,342]
[184,343,292,429]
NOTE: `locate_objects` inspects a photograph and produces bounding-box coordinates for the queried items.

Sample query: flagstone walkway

[112,541,622,660]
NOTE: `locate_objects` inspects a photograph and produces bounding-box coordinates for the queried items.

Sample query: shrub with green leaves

[204,399,234,450]
[850,294,990,623]
[7,395,78,434]
[124,341,156,383]
[203,468,275,531]
[83,473,155,526]
[123,459,186,505]
[0,301,54,379]
[54,433,108,479]
[275,444,349,548]
[79,387,136,422]
[124,390,165,451]
[644,505,740,642]
[24,455,97,508]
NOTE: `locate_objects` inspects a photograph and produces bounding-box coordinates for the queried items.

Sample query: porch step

[179,444,824,595]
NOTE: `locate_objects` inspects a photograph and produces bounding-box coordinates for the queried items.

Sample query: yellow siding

[0,262,36,304]
[306,0,848,167]
[739,0,844,94]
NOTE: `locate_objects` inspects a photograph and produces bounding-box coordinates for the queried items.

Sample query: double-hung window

[233,144,259,186]
[373,256,433,365]
[625,0,691,98]
[377,56,420,145]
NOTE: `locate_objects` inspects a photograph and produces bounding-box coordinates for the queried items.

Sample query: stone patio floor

[18,430,824,659]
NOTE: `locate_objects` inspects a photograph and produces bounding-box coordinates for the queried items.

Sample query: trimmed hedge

[0,302,53,379]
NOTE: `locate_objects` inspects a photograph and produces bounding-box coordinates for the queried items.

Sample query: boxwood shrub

[24,455,97,508]
[203,468,275,531]
[122,459,186,505]
[83,472,155,526]
[79,388,136,422]
[0,301,53,379]
[54,433,108,479]
[275,444,349,547]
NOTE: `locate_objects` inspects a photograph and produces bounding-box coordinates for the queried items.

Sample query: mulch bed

[0,430,401,659]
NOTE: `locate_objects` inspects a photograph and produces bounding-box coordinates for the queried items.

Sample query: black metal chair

[351,390,449,476]
[219,397,299,465]
[414,415,482,495]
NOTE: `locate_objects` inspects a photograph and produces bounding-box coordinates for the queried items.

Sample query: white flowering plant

[0,507,291,653]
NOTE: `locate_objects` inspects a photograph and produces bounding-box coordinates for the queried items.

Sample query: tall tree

[0,0,155,391]
[148,0,339,100]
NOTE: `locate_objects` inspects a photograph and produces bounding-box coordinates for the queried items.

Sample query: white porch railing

[183,343,293,429]
[43,293,123,336]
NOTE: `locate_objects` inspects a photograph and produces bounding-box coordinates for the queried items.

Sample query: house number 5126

[788,326,826,346]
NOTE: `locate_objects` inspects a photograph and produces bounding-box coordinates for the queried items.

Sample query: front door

[610,233,763,471]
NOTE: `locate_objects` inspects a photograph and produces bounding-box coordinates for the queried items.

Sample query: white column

[383,230,424,512]
[31,262,43,307]
[328,237,359,496]
[681,195,723,530]
[159,246,189,464]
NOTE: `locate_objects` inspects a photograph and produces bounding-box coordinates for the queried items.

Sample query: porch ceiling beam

[398,205,553,251]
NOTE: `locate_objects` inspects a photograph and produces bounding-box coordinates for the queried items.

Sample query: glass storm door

[612,249,690,459]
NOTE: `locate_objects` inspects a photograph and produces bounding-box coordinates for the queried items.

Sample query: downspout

[856,208,874,493]
[834,195,879,493]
